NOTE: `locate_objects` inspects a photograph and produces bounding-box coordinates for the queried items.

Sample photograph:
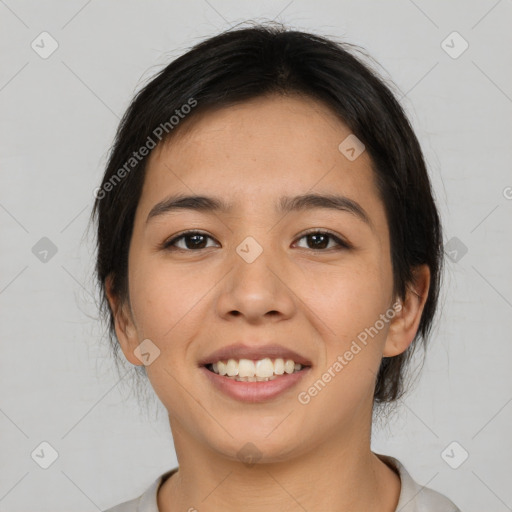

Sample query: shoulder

[376,454,462,512]
[102,468,178,512]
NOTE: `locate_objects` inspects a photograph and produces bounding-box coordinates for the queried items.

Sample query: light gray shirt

[103,455,461,512]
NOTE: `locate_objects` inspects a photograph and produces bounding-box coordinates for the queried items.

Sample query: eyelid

[294,228,352,249]
[161,230,217,250]
[161,228,352,251]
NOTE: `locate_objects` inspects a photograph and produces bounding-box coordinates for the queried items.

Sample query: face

[108,94,429,463]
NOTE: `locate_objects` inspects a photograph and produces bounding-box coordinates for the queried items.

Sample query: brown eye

[294,230,350,251]
[163,231,218,251]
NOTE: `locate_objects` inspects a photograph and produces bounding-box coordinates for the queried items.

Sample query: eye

[161,229,350,252]
[293,229,350,251]
[162,230,219,251]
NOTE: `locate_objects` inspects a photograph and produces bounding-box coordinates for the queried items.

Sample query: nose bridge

[216,229,295,320]
[228,207,279,268]
[231,232,279,292]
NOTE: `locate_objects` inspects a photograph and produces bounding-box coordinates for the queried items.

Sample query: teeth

[273,358,285,375]
[284,359,295,374]
[238,359,255,377]
[217,361,227,376]
[226,359,238,377]
[235,375,277,382]
[255,358,274,377]
[208,357,305,379]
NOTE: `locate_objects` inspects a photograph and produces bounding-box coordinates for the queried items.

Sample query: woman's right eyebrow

[146,194,229,222]
[146,193,374,231]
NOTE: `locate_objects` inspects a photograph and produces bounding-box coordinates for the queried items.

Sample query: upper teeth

[211,358,303,378]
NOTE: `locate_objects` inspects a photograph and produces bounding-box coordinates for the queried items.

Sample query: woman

[93,23,461,511]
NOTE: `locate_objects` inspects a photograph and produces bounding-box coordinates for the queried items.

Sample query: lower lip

[200,366,311,403]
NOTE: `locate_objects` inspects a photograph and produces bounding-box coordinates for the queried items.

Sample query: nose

[215,238,296,324]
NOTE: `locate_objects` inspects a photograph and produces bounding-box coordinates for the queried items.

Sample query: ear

[105,274,141,366]
[383,264,431,357]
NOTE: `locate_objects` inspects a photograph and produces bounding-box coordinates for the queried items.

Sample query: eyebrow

[146,193,373,229]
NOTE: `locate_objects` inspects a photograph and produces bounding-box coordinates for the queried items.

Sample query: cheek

[304,258,392,394]
[298,267,390,417]
[126,257,209,410]
[306,259,391,332]
[127,254,211,341]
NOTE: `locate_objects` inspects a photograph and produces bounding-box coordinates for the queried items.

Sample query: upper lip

[199,343,312,367]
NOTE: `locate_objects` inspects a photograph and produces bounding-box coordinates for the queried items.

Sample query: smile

[206,357,306,382]
[201,360,311,403]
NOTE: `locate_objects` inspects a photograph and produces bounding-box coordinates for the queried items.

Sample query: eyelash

[161,229,351,252]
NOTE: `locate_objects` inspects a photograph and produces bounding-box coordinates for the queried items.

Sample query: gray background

[1,1,511,510]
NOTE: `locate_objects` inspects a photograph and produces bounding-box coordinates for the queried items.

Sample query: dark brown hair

[90,22,444,404]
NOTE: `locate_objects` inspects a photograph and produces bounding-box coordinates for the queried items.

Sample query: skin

[106,94,430,512]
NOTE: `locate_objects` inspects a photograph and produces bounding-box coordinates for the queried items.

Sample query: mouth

[203,357,310,382]
[198,344,313,403]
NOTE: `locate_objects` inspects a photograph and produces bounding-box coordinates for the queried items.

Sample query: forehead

[140,94,383,222]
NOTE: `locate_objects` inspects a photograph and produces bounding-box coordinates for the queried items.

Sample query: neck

[158,416,400,512]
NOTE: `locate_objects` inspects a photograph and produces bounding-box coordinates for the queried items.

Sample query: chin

[202,424,310,465]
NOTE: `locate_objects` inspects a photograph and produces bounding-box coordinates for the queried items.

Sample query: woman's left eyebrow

[146,193,374,230]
